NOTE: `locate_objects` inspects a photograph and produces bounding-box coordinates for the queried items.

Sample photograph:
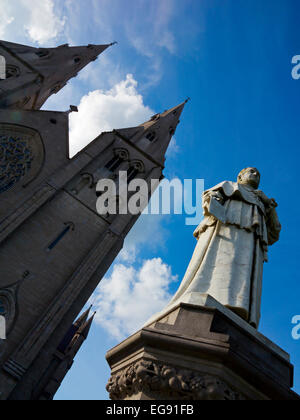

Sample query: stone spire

[32,312,97,400]
[115,100,188,166]
[74,306,93,329]
[77,312,96,340]
[0,40,114,110]
[66,311,96,354]
[56,306,92,354]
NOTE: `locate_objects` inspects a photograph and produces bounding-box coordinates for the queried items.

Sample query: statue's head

[237,167,260,189]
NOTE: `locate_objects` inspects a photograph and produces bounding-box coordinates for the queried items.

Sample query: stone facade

[0,39,186,400]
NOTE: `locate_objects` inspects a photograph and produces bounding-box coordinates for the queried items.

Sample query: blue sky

[1,0,300,399]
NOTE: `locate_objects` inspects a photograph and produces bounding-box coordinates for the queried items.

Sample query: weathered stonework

[106,302,300,401]
[107,359,246,400]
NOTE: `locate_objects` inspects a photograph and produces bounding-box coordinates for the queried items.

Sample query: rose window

[0,135,34,194]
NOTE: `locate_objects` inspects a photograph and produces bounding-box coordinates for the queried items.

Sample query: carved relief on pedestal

[0,124,44,194]
[106,360,246,401]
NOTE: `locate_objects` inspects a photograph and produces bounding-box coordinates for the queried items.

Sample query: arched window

[105,155,124,172]
[105,149,129,172]
[127,161,144,183]
[72,173,94,195]
[5,65,20,79]
[127,167,139,183]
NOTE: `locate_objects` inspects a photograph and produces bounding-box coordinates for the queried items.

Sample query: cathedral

[0,40,186,400]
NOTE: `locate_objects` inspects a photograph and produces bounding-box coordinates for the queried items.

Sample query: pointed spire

[74,305,92,329]
[116,100,187,166]
[56,306,92,353]
[78,312,96,340]
[0,40,114,110]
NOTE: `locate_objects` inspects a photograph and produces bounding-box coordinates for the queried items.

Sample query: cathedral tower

[0,40,186,400]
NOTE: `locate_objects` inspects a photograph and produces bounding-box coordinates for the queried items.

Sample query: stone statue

[152,168,281,329]
[110,168,299,402]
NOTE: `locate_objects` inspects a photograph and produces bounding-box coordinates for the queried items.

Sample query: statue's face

[238,168,260,189]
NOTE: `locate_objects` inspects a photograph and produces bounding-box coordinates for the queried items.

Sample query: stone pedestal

[106,297,300,400]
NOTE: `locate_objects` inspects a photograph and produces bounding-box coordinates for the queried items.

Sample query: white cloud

[157,30,176,55]
[22,0,66,45]
[116,212,169,265]
[117,245,137,265]
[122,0,177,88]
[0,0,65,45]
[92,257,178,340]
[152,0,177,54]
[69,74,154,156]
[166,137,180,159]
[125,0,176,56]
[0,2,15,38]
[77,52,123,91]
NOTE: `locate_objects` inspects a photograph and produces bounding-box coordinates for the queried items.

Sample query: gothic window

[5,65,20,79]
[127,161,144,183]
[0,124,45,192]
[145,131,157,142]
[105,155,124,172]
[0,135,34,194]
[72,173,94,195]
[0,292,14,334]
[127,167,139,183]
[47,223,75,252]
[105,149,129,172]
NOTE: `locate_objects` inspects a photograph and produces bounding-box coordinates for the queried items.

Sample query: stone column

[106,297,299,400]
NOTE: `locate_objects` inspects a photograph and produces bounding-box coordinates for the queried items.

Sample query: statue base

[106,296,299,400]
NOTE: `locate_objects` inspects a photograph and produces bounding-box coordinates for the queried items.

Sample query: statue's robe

[168,181,281,328]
